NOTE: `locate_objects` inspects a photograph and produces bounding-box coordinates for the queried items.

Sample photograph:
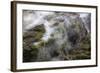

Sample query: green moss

[33,32,44,41]
[38,41,45,47]
[23,24,46,62]
[45,38,55,45]
[33,24,45,33]
[23,24,46,42]
[80,43,90,49]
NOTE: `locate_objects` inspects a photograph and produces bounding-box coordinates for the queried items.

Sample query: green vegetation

[23,24,46,62]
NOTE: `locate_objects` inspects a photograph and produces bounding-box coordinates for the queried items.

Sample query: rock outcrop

[23,10,91,62]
